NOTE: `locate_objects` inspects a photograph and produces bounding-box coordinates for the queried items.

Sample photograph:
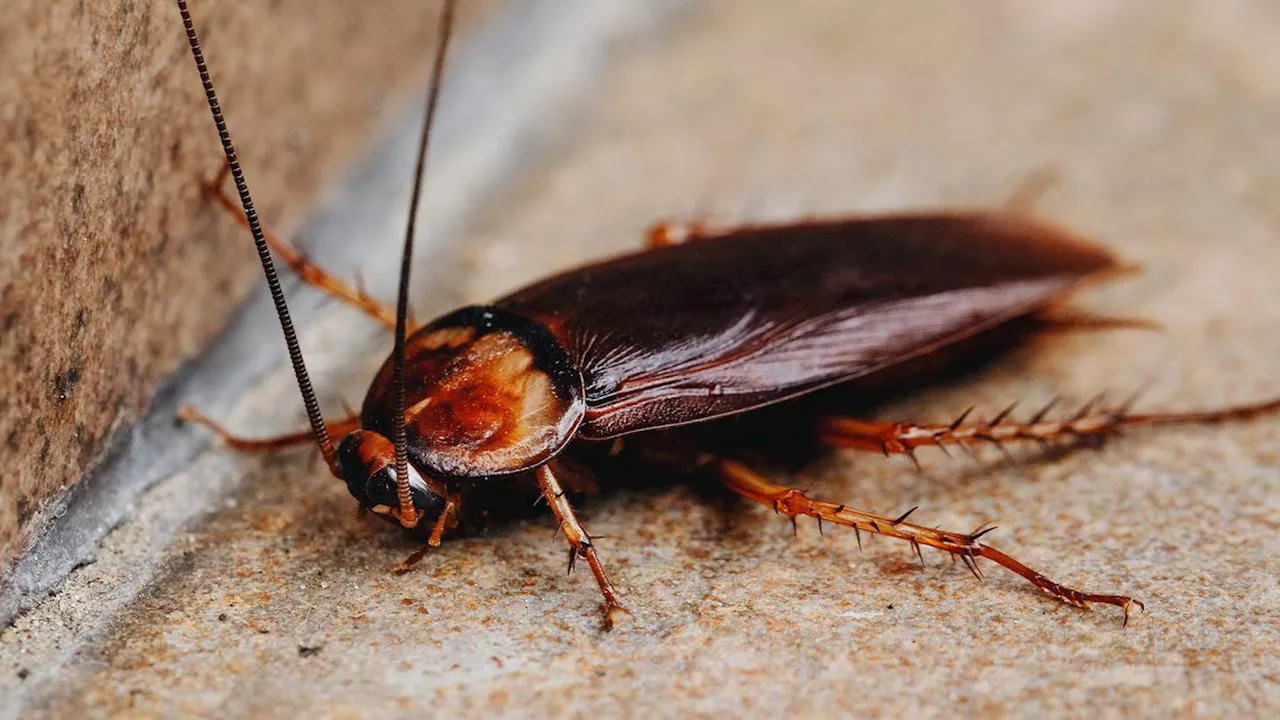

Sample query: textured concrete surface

[0,0,499,577]
[4,0,1280,717]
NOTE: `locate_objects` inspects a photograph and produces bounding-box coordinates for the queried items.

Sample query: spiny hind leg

[179,405,360,452]
[203,161,408,332]
[536,464,628,630]
[717,458,1143,624]
[817,393,1280,463]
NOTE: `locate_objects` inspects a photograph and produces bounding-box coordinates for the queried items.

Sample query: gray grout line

[0,0,691,633]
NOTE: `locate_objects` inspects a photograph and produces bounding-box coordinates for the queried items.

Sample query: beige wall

[0,1,494,576]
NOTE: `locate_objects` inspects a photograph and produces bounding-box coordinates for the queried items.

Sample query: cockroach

[175,0,1279,629]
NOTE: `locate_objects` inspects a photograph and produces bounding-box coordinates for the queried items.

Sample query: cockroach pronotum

[174,0,1279,630]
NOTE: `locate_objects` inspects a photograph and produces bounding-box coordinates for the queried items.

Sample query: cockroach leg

[179,405,360,452]
[427,492,460,547]
[818,395,1280,458]
[547,457,601,496]
[645,220,711,248]
[1003,166,1060,213]
[716,459,1144,624]
[203,161,406,332]
[392,545,431,575]
[535,464,628,630]
[390,493,460,574]
[1033,310,1163,334]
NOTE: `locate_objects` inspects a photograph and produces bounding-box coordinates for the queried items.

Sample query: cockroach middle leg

[1003,166,1061,214]
[179,405,360,452]
[818,394,1280,460]
[645,220,714,248]
[716,459,1144,624]
[203,161,408,332]
[646,166,1064,249]
[536,464,628,629]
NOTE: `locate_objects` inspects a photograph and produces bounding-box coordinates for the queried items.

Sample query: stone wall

[0,0,493,576]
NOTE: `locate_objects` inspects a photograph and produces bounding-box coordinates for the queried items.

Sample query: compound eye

[337,430,400,512]
[337,431,381,504]
[365,465,448,524]
[336,430,448,523]
[410,483,446,519]
[363,467,400,510]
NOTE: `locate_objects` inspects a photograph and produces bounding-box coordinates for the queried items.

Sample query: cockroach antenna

[174,0,337,474]
[391,0,458,529]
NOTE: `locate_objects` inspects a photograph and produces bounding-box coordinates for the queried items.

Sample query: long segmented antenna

[392,0,458,527]
[175,0,338,475]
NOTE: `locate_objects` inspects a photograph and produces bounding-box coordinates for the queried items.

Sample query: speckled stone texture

[0,0,492,575]
[4,0,1280,717]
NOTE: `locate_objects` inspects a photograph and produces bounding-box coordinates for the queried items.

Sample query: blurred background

[3,1,1279,716]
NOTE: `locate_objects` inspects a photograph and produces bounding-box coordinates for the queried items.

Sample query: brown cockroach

[175,0,1279,629]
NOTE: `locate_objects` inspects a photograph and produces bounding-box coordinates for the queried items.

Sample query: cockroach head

[337,429,445,529]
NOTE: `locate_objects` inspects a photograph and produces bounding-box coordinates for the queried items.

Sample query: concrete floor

[5,1,1280,717]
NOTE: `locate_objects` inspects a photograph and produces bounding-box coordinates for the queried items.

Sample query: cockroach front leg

[536,464,628,630]
[391,492,462,574]
[179,405,361,452]
[203,162,410,332]
[427,492,460,547]
[717,459,1144,624]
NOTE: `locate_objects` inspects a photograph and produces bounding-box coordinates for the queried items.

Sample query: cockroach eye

[337,431,445,523]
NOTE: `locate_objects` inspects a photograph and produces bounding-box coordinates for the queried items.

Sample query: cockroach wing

[497,213,1118,439]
